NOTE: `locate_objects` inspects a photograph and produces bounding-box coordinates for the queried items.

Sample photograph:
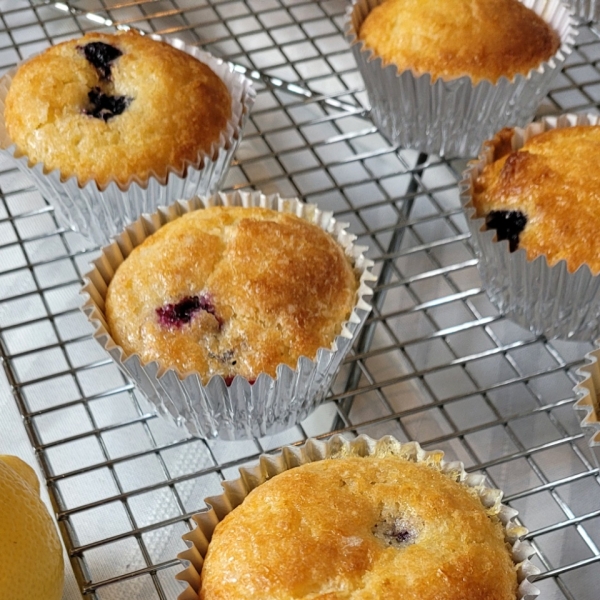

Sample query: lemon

[0,455,64,600]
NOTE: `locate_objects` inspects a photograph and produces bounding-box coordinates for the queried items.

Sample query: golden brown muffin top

[4,31,231,187]
[105,206,358,382]
[472,125,600,274]
[200,456,518,600]
[358,0,559,84]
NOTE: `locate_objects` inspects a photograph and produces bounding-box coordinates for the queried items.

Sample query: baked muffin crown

[4,30,232,187]
[358,0,559,84]
[472,124,600,273]
[199,452,518,599]
[105,205,359,382]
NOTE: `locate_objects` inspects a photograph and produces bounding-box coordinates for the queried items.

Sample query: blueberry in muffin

[80,41,122,79]
[484,210,528,253]
[79,42,131,121]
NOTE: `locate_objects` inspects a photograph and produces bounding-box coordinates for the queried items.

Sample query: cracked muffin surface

[4,30,231,187]
[105,205,359,383]
[199,456,518,600]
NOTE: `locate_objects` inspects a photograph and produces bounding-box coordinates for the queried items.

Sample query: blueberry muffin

[472,124,600,273]
[199,453,519,599]
[83,193,373,439]
[358,0,559,84]
[462,115,600,340]
[105,205,359,383]
[4,30,231,188]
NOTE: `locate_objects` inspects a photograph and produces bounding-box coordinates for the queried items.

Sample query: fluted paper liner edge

[174,434,541,600]
[460,112,600,341]
[0,34,256,246]
[81,190,375,440]
[574,347,600,468]
[568,0,600,21]
[344,0,576,157]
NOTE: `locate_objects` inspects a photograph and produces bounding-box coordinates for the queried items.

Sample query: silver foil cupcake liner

[567,0,600,21]
[574,348,600,468]
[345,0,576,158]
[175,434,541,600]
[461,113,600,340]
[81,191,375,440]
[0,35,256,246]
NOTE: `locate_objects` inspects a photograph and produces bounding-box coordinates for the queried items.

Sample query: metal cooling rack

[0,1,600,599]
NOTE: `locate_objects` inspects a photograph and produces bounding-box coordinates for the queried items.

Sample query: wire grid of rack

[0,1,600,599]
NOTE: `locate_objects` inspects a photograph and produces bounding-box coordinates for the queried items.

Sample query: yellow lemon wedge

[0,455,64,600]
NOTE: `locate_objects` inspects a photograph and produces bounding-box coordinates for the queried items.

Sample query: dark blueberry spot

[389,528,412,543]
[223,375,255,386]
[223,374,254,386]
[208,349,237,365]
[485,210,527,253]
[157,296,201,327]
[85,87,130,121]
[156,294,221,328]
[372,517,419,548]
[221,349,235,363]
[80,42,122,79]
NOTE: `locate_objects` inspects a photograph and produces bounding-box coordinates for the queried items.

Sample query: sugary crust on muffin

[4,31,231,187]
[105,206,358,382]
[472,125,600,274]
[200,456,517,600]
[358,0,559,84]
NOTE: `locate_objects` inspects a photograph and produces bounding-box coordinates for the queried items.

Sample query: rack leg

[333,151,429,429]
